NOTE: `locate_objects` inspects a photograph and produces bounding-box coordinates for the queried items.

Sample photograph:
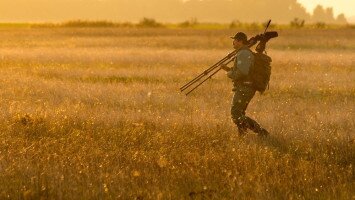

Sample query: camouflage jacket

[227,46,254,84]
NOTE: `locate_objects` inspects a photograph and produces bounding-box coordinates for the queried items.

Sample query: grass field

[0,27,354,199]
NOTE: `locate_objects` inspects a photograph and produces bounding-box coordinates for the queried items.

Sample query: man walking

[221,32,269,136]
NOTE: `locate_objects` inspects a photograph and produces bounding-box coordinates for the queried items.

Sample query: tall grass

[0,27,354,199]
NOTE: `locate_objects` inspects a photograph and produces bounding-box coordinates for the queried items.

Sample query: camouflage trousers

[231,84,265,135]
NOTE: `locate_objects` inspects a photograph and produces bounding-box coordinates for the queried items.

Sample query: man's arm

[220,64,231,72]
[236,50,253,75]
[225,49,253,80]
[221,64,240,80]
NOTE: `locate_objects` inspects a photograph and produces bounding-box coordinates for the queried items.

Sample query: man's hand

[220,64,231,71]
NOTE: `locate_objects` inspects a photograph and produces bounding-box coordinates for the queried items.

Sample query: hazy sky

[297,0,354,17]
[0,0,353,23]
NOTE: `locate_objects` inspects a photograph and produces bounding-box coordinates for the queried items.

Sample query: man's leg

[231,85,269,136]
[231,85,255,135]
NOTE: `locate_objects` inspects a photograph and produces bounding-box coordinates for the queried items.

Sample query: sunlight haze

[0,0,353,23]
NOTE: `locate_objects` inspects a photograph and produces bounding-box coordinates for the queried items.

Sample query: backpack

[249,52,272,94]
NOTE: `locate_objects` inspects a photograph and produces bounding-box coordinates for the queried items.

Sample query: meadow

[0,26,354,199]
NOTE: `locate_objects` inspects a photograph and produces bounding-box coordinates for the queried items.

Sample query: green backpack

[250,52,272,94]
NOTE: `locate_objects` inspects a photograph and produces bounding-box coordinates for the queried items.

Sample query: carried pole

[180,20,277,95]
[179,50,237,93]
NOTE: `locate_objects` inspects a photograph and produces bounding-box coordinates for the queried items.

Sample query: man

[221,32,269,137]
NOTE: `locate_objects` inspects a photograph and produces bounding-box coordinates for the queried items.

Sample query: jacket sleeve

[227,66,244,80]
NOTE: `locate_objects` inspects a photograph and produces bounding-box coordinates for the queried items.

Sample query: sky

[297,0,355,18]
[0,0,354,23]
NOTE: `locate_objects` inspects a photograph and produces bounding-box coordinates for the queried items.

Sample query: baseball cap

[230,32,248,43]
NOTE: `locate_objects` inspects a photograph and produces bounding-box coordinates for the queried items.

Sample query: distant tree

[314,22,326,29]
[312,5,326,22]
[178,0,305,23]
[229,20,242,29]
[178,18,198,28]
[137,18,163,28]
[336,14,347,24]
[324,7,335,23]
[290,18,305,28]
[312,5,335,23]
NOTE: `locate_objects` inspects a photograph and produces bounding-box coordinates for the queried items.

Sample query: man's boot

[244,117,270,137]
[236,121,248,137]
[238,127,247,136]
[257,128,270,137]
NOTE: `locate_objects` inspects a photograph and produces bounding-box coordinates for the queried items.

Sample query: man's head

[231,32,248,49]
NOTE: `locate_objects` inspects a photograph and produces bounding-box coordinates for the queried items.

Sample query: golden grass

[0,27,354,199]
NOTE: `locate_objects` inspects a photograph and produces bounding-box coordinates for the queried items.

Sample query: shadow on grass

[243,133,290,155]
[261,135,289,152]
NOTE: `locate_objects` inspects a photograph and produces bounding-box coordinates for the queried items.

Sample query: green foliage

[178,18,199,28]
[0,20,351,30]
[314,22,326,29]
[262,20,276,29]
[290,18,305,28]
[61,20,117,27]
[30,20,134,28]
[137,18,164,28]
[0,23,31,28]
[247,22,262,30]
[229,20,242,29]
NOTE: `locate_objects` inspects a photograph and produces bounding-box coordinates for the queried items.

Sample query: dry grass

[0,27,354,199]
